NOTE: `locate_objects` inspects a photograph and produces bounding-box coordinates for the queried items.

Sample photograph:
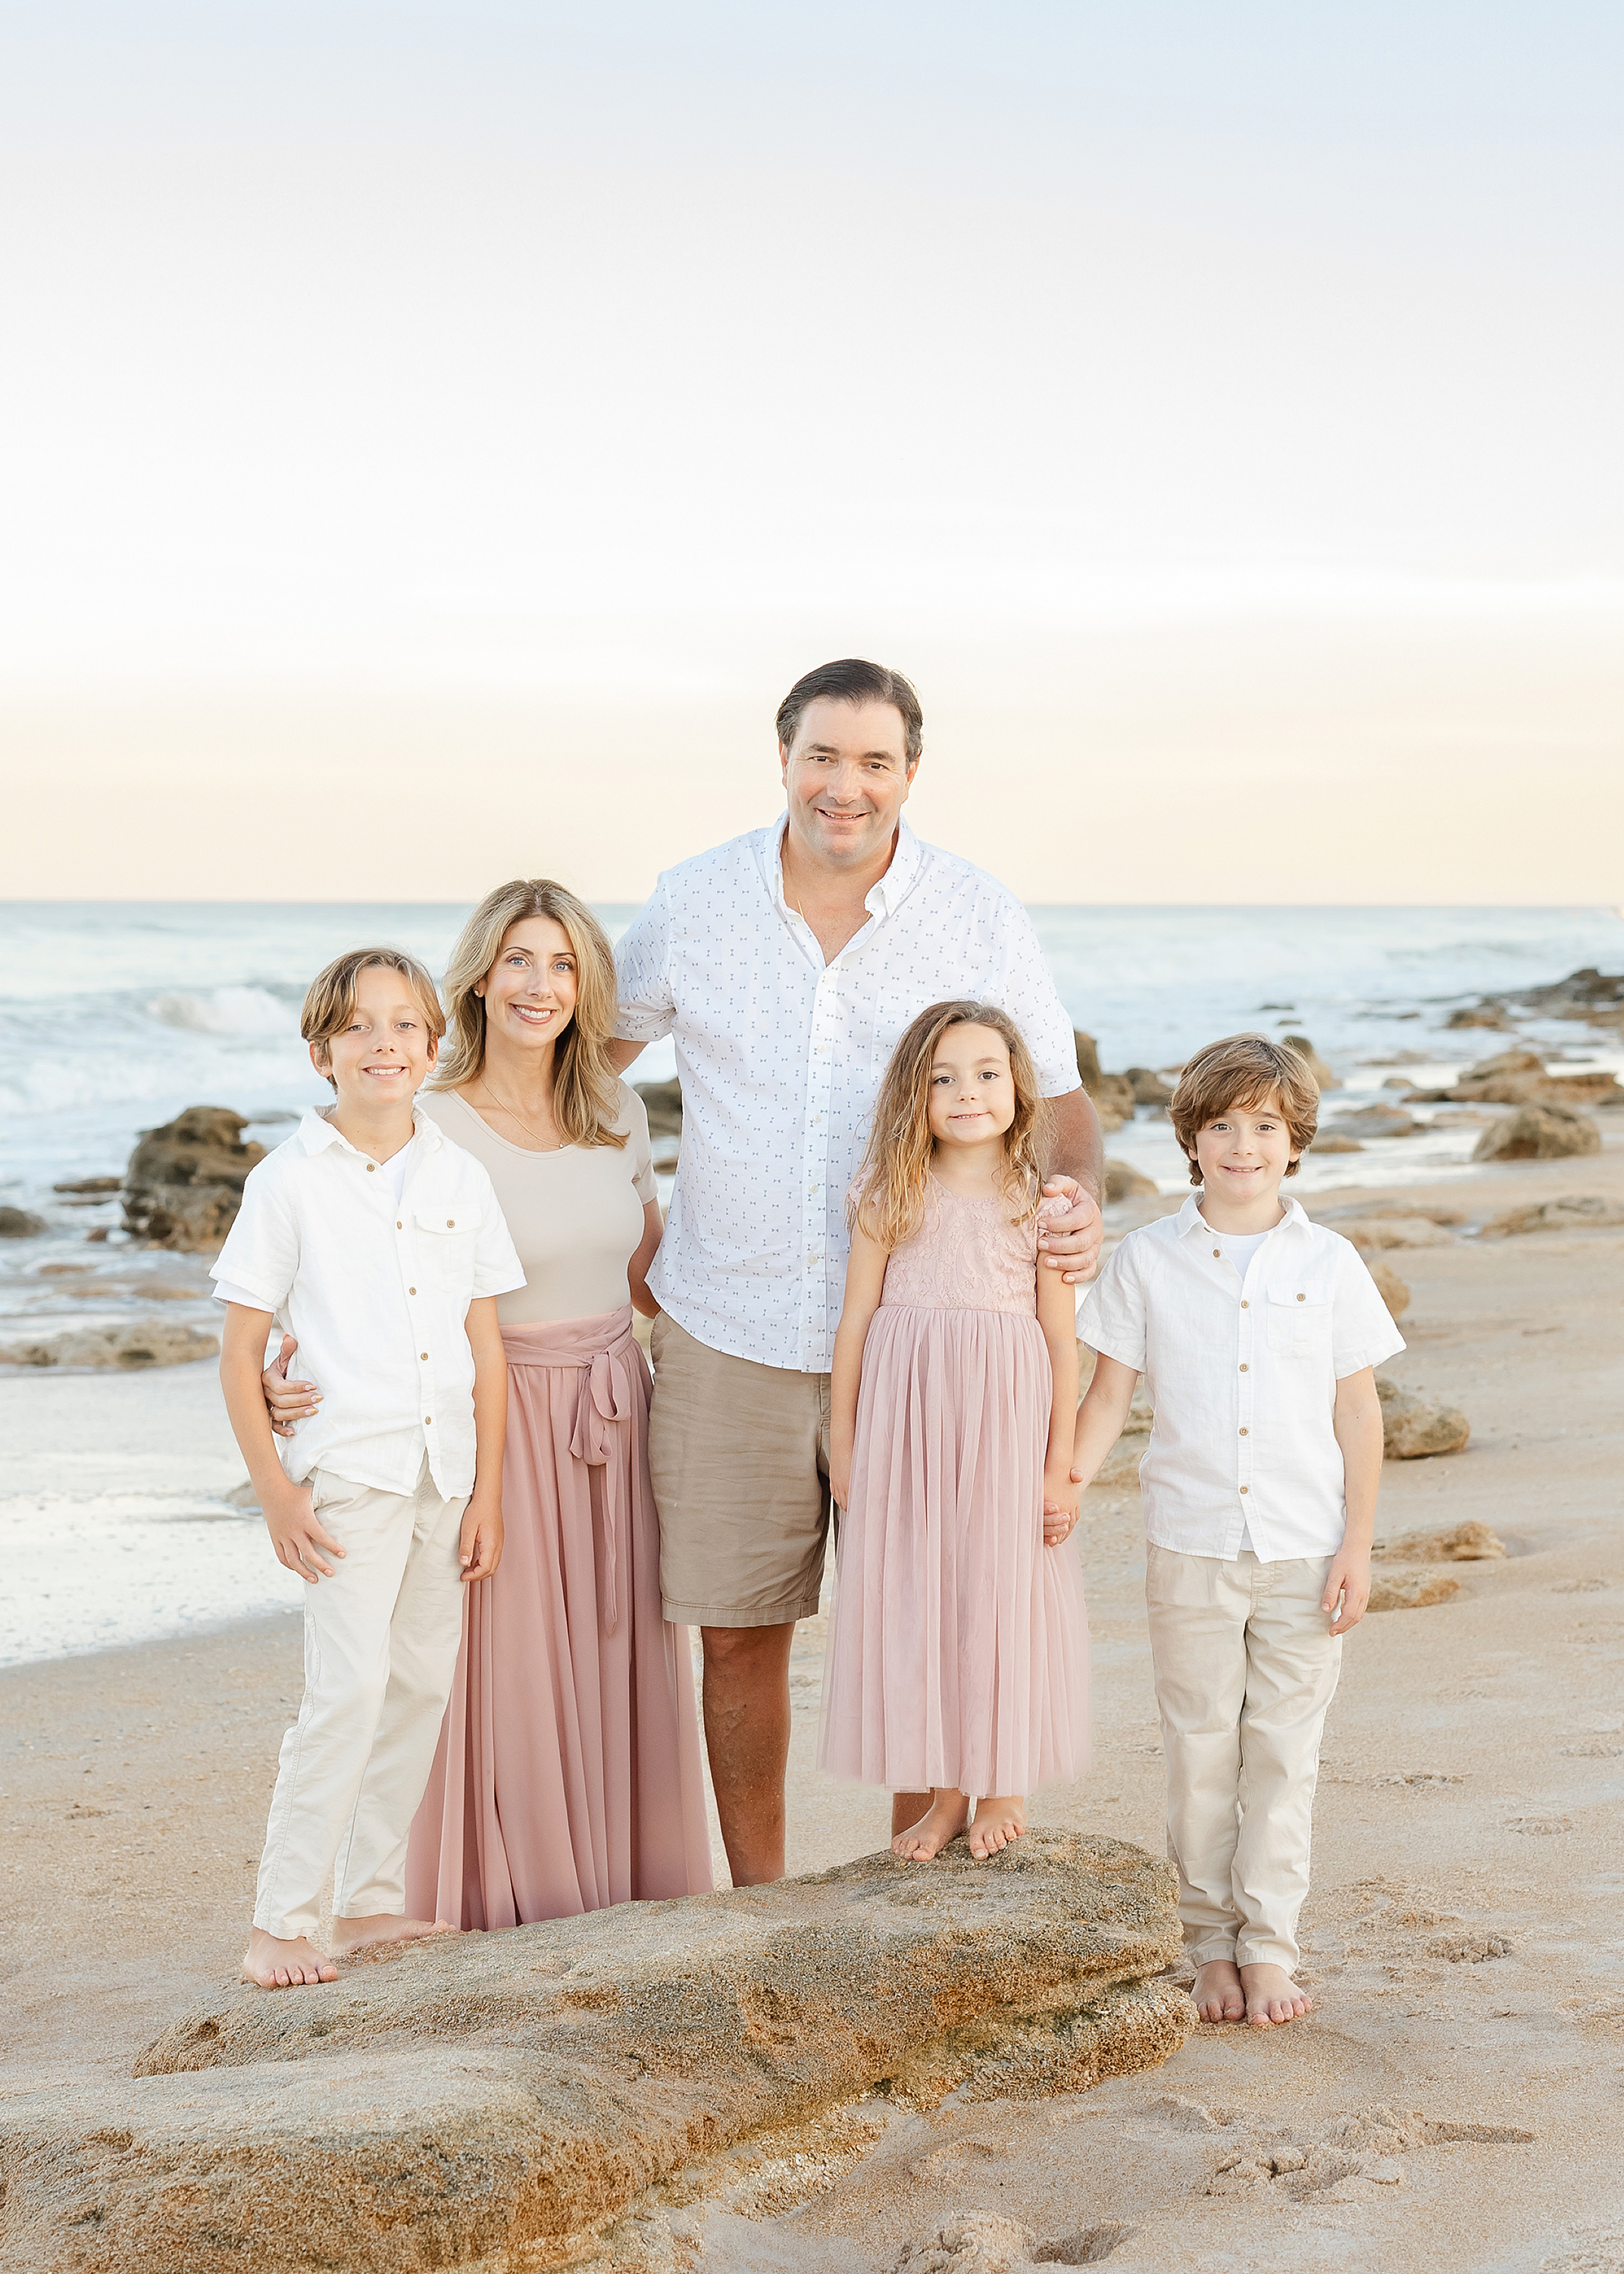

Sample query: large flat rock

[0,1832,1190,2272]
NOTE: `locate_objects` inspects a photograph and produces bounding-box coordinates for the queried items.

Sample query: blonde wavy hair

[852,1000,1053,1249]
[433,879,628,1151]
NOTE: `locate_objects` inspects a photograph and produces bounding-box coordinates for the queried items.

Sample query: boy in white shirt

[1065,1035,1402,2029]
[214,948,524,1990]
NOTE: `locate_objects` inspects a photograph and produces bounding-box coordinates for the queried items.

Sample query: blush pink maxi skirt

[817,1305,1090,1799]
[405,1305,712,1926]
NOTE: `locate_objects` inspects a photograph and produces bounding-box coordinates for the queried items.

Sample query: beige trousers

[1145,1544,1341,1973]
[254,1458,468,1942]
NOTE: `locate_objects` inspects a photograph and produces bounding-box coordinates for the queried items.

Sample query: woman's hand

[262,1333,321,1437]
[459,1491,504,1582]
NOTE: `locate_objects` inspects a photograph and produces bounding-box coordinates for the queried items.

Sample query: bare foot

[1240,1962,1313,2027]
[241,1928,338,1990]
[966,1795,1026,1859]
[1192,1959,1246,2023]
[892,1789,969,1861]
[329,1913,460,1958]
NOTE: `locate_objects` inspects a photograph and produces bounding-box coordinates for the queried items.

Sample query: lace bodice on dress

[878,1178,1061,1315]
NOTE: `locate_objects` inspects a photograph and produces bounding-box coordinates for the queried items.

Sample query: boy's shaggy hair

[1169,1033,1319,1185]
[302,948,446,1091]
[851,999,1053,1249]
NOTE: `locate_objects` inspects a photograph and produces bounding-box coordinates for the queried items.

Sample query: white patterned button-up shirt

[1079,1193,1406,1560]
[614,818,1081,1372]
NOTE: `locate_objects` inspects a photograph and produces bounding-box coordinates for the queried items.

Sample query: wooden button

[1239,1363,1249,1372]
[408,1286,417,1295]
[424,1416,431,1424]
[446,1219,455,1228]
[1241,1299,1249,1309]
[1240,1485,1249,1494]
[1213,1247,1220,1258]
[1297,1292,1306,1301]
[421,1352,428,1361]
[396,1221,403,1230]
[1239,1427,1249,1436]
[366,1161,376,1171]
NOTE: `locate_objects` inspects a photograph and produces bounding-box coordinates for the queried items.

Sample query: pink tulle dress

[818,1178,1090,1799]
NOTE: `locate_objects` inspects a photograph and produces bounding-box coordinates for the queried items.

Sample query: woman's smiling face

[476,916,579,1054]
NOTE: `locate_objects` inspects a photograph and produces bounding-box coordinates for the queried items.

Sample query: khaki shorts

[649,1310,831,1627]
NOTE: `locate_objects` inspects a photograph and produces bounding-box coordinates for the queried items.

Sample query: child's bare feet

[329,1913,460,1958]
[966,1795,1025,1858]
[241,1928,338,1989]
[1192,1959,1246,2022]
[893,1790,969,1860]
[1240,1962,1313,2026]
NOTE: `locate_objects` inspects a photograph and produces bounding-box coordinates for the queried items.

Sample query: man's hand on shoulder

[1037,1176,1104,1284]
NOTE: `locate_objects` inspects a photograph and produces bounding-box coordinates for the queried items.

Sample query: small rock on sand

[1445,1004,1511,1029]
[1332,1104,1419,1139]
[1104,1158,1158,1202]
[0,1318,221,1370]
[1124,1067,1174,1107]
[1478,1195,1624,1238]
[1367,1259,1410,1320]
[1376,1374,1470,1458]
[123,1107,268,1251]
[1368,1571,1463,1612]
[1373,1520,1506,1563]
[1473,1104,1601,1161]
[1281,1034,1341,1089]
[1075,1033,1134,1132]
[1336,1216,1454,1251]
[1309,1131,1365,1154]
[0,1205,46,1239]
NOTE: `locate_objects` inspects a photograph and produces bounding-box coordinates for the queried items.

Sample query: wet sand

[2,1139,1621,2271]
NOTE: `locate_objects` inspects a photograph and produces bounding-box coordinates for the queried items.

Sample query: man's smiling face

[780,697,916,873]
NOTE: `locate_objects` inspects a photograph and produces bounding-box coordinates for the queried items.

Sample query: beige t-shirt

[419,1083,657,1326]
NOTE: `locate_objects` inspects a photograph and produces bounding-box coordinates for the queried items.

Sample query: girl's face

[1189,1091,1300,1198]
[475,916,579,1057]
[927,1023,1019,1151]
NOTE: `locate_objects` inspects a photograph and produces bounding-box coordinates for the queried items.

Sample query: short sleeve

[621,1084,657,1204]
[613,880,676,1045]
[985,897,1081,1098]
[1331,1241,1407,1377]
[209,1163,298,1315]
[1078,1236,1149,1371]
[470,1169,527,1299]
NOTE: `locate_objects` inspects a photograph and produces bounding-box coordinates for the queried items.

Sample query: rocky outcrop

[0,1834,1191,2274]
[0,1205,46,1239]
[1331,1104,1418,1140]
[1124,1067,1174,1108]
[1103,1159,1158,1203]
[1472,1104,1601,1162]
[1444,1004,1511,1029]
[1411,1048,1624,1110]
[634,1078,683,1137]
[1280,1035,1340,1090]
[1478,1195,1624,1238]
[0,1319,220,1370]
[1075,1034,1134,1132]
[1376,1374,1469,1459]
[1308,1131,1364,1153]
[1368,1571,1462,1612]
[122,1108,267,1251]
[1335,1215,1453,1251]
[1366,1259,1410,1320]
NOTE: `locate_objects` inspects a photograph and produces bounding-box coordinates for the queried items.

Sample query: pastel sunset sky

[4,2,1620,901]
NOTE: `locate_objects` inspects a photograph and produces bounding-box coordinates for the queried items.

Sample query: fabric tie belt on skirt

[499,1303,643,1632]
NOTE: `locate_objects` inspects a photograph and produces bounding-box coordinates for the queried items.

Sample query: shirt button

[1212,1248,1220,1258]
[396,1221,403,1230]
[366,1162,376,1172]
[1240,1427,1249,1436]
[1297,1292,1306,1301]
[1239,1362,1249,1372]
[446,1219,455,1228]
[1239,1484,1249,1494]
[408,1286,417,1295]
[1240,1299,1249,1309]
[421,1352,429,1361]
[424,1415,431,1424]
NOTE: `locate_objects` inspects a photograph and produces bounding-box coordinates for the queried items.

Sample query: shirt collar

[768,814,922,929]
[296,1102,439,1159]
[1176,1191,1313,1240]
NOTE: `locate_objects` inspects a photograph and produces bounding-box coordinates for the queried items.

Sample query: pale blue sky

[2,4,1620,897]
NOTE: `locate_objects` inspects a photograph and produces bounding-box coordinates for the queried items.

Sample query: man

[609,657,1103,1885]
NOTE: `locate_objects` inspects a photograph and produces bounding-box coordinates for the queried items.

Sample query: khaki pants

[254,1458,468,1942]
[1146,1544,1341,1973]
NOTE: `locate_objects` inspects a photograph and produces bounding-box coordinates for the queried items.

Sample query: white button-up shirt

[1078,1192,1405,1561]
[615,817,1081,1371]
[211,1107,525,1499]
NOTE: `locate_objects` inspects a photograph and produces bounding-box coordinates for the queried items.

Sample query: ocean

[2,898,1620,1665]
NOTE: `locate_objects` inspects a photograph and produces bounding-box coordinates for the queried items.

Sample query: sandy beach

[3,1134,1622,2272]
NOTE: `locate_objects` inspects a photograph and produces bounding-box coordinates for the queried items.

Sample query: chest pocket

[415,1207,482,1280]
[1266,1295,1332,1358]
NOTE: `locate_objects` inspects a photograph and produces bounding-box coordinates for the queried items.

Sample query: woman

[405,877,712,1924]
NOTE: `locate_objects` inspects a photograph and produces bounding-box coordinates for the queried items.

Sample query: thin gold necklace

[476,1074,568,1153]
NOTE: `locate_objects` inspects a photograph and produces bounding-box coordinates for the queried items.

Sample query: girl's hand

[1043,1461,1080,1546]
[460,1493,504,1582]
[830,1464,851,1512]
[1042,1500,1078,1547]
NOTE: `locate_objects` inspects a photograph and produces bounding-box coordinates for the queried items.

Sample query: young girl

[818,1000,1090,1861]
